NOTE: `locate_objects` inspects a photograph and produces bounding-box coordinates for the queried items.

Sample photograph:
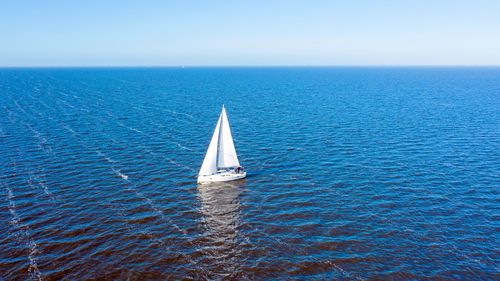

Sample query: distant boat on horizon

[198,105,246,184]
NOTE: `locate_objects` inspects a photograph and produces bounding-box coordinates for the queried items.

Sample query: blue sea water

[0,67,499,280]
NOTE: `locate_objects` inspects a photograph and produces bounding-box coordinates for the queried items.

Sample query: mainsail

[199,106,240,176]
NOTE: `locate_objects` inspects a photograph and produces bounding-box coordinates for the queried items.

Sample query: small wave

[133,106,147,112]
[4,106,15,123]
[129,127,142,133]
[174,142,193,151]
[112,168,129,181]
[330,262,365,281]
[96,150,116,164]
[61,124,76,134]
[144,149,196,173]
[4,186,44,281]
[26,124,41,137]
[116,121,145,135]
[4,102,54,155]
[118,179,187,236]
[39,182,52,196]
[31,172,56,202]
[26,124,52,154]
[167,109,194,121]
[57,98,76,109]
[0,124,5,138]
[13,99,28,115]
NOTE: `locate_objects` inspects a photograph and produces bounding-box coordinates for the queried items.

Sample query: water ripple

[1,67,499,280]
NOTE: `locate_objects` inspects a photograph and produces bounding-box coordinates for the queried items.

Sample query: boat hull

[197,171,246,184]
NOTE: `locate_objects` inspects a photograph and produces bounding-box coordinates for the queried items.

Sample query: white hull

[198,171,246,184]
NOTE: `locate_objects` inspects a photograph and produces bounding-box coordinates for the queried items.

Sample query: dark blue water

[0,67,499,280]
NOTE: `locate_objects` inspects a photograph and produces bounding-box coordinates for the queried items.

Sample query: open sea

[0,67,499,280]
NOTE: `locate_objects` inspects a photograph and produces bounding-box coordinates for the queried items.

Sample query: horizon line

[1,65,500,68]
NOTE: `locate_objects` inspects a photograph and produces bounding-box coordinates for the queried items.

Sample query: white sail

[199,114,222,176]
[199,105,240,176]
[217,106,240,169]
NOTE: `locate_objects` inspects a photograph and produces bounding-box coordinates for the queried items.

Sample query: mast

[216,105,224,169]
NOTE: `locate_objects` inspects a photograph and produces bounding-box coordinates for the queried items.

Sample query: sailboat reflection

[197,180,246,279]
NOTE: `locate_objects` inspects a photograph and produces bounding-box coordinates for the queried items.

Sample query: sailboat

[198,105,246,184]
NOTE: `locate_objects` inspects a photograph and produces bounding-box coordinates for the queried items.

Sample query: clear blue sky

[1,0,499,66]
